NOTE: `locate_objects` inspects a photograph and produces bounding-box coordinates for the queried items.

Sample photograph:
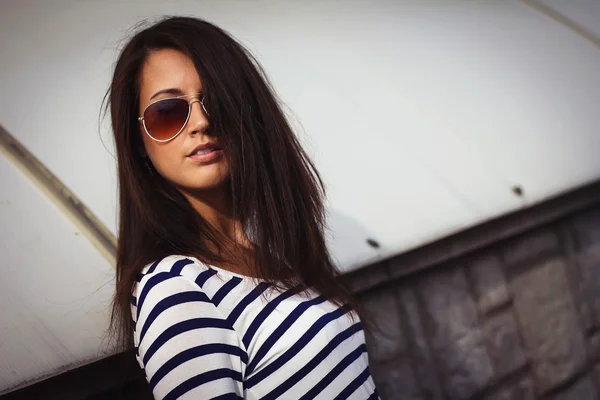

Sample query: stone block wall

[345,204,600,399]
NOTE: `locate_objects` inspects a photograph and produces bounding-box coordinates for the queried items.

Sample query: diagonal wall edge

[0,124,116,266]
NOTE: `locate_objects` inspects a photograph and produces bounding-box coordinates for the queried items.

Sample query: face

[138,48,229,193]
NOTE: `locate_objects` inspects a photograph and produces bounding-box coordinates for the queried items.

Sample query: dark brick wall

[346,206,600,400]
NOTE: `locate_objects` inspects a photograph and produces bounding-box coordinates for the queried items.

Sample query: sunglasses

[138,93,209,142]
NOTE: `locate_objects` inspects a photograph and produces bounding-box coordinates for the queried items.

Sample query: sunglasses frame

[138,93,209,143]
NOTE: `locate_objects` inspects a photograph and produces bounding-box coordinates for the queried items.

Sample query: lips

[187,142,223,163]
[188,142,221,156]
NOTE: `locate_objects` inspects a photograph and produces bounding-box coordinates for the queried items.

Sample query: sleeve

[133,271,246,400]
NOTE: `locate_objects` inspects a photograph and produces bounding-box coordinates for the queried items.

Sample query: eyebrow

[150,88,184,100]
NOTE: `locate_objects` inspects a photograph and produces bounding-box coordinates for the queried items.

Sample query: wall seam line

[0,124,116,266]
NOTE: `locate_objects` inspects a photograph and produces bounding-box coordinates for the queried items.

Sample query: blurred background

[1,0,599,399]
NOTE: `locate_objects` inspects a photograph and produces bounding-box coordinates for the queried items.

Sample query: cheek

[147,146,178,176]
[142,134,173,169]
[140,131,153,159]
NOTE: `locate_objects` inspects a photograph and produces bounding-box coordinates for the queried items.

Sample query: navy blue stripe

[226,281,271,327]
[136,258,163,282]
[242,285,304,348]
[163,368,243,400]
[170,258,194,275]
[139,291,211,343]
[142,317,234,365]
[367,388,379,400]
[256,321,362,395]
[196,268,217,287]
[333,365,370,400]
[149,343,248,388]
[212,277,243,306]
[131,295,137,306]
[136,271,176,321]
[210,394,243,400]
[248,305,353,390]
[147,257,164,275]
[245,295,327,376]
[299,343,367,400]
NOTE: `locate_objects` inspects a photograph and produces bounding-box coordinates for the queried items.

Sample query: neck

[180,186,250,249]
[179,185,258,277]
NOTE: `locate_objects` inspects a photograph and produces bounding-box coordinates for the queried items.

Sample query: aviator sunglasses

[138,93,209,142]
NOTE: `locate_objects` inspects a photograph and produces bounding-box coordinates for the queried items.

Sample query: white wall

[1,0,599,392]
[0,154,115,392]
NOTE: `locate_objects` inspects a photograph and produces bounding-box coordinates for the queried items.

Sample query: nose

[186,98,209,135]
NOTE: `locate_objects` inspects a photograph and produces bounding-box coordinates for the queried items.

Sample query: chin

[163,162,230,193]
[181,173,230,193]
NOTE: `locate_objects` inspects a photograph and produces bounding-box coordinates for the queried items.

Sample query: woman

[104,16,380,400]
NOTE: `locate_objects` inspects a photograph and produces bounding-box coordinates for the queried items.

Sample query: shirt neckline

[189,256,265,281]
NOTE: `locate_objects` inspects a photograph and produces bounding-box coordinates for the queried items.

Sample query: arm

[133,271,246,400]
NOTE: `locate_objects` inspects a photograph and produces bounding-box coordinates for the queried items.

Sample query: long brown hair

[102,16,369,350]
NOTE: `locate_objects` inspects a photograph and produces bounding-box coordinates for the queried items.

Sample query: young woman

[104,16,380,400]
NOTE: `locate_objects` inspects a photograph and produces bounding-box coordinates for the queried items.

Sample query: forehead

[139,49,203,100]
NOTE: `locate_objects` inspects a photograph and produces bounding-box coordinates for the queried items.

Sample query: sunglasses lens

[143,98,189,141]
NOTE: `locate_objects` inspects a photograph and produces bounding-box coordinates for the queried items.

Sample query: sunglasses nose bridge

[188,97,209,117]
[185,99,209,134]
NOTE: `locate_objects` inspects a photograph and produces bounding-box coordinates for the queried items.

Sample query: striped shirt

[131,255,380,400]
